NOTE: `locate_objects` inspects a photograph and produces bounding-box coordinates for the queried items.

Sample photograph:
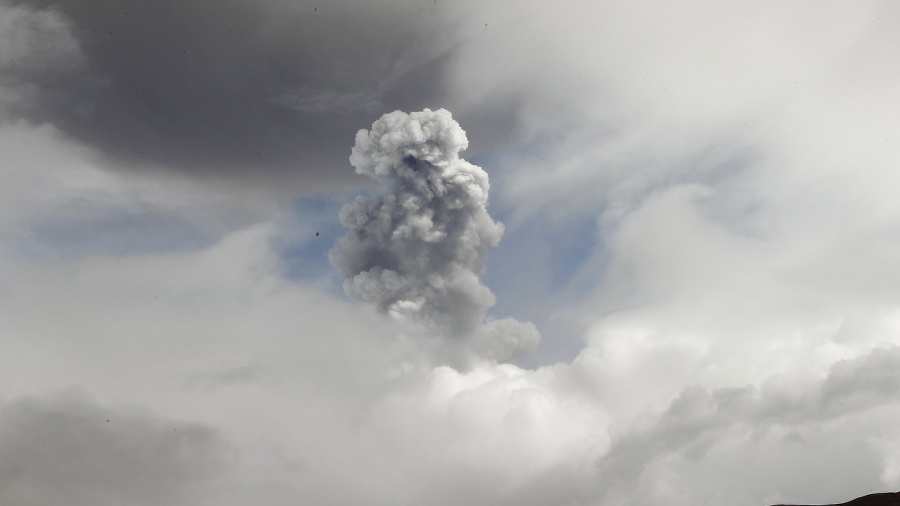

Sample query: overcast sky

[2,1,900,505]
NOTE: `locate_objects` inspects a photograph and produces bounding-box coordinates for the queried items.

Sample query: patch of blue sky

[484,203,608,367]
[470,147,614,365]
[20,208,213,260]
[271,189,377,294]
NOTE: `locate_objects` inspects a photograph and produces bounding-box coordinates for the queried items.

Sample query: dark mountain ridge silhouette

[773,491,900,506]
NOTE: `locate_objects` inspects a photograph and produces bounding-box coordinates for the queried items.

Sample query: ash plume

[330,109,538,364]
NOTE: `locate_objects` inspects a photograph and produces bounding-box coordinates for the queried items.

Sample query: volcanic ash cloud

[330,108,538,364]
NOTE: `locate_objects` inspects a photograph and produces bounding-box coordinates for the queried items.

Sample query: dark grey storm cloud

[0,393,225,506]
[2,0,455,189]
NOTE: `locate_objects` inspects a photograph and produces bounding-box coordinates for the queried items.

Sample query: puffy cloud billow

[331,109,539,365]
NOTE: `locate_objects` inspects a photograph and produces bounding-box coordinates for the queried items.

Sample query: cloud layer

[3,0,900,505]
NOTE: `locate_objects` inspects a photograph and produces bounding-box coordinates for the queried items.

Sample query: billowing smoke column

[330,109,539,364]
